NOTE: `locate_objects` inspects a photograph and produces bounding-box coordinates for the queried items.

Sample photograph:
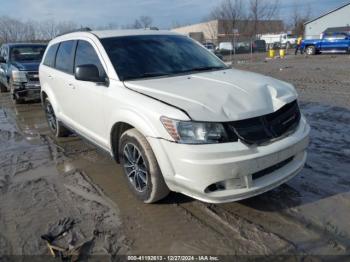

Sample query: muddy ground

[0,54,350,259]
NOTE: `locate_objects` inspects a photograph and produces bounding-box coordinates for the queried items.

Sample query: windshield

[10,46,46,62]
[101,35,227,81]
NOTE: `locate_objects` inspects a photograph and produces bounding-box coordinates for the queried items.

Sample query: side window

[75,40,105,77]
[334,33,347,40]
[55,40,76,74]
[43,43,59,67]
[324,33,333,40]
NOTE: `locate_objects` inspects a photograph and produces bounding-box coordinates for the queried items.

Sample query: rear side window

[55,40,76,74]
[43,43,59,67]
[75,40,105,77]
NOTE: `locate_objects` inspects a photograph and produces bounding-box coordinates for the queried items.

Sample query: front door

[69,39,109,148]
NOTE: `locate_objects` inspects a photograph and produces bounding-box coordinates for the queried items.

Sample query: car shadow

[158,192,194,204]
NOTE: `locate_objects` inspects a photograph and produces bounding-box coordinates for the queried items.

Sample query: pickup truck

[0,43,46,103]
[301,32,350,55]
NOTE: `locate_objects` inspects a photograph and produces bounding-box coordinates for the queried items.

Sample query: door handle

[48,75,53,79]
[68,83,75,89]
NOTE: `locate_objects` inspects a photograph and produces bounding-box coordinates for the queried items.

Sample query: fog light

[205,178,244,193]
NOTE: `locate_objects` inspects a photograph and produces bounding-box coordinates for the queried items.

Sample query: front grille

[225,100,301,145]
[252,156,294,180]
[26,71,39,82]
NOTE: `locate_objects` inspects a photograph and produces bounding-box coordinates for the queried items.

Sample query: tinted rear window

[43,43,59,67]
[55,40,76,74]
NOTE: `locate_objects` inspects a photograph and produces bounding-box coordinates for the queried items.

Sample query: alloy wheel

[45,101,57,132]
[123,143,148,192]
[306,47,313,55]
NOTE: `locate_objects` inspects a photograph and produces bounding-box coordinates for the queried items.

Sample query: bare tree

[210,0,245,42]
[291,1,311,36]
[139,16,153,28]
[36,19,77,40]
[249,0,280,37]
[124,16,154,29]
[0,16,79,43]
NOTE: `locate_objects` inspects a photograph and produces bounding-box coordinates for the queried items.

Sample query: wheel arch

[110,121,134,163]
[108,110,167,163]
[40,86,60,115]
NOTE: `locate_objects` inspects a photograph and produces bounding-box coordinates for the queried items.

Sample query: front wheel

[44,98,70,137]
[305,46,316,55]
[119,128,169,203]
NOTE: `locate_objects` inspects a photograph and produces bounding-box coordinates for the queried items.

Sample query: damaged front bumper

[12,82,41,101]
[148,116,310,203]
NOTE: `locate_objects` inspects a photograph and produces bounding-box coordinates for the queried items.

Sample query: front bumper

[12,82,41,100]
[148,116,310,203]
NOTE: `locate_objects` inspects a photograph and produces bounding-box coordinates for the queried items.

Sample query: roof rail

[56,27,92,37]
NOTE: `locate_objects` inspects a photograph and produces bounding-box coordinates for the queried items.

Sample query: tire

[44,98,70,137]
[305,45,316,55]
[119,128,170,203]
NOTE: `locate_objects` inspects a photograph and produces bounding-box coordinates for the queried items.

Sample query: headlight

[12,70,27,83]
[161,116,238,144]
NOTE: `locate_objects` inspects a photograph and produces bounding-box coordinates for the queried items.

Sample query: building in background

[172,19,284,44]
[304,2,350,39]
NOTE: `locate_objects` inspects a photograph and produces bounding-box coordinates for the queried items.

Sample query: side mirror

[0,56,6,63]
[75,64,107,84]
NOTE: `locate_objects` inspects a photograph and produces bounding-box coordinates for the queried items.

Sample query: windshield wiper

[174,66,227,74]
[124,72,171,81]
[192,66,227,71]
[124,66,228,81]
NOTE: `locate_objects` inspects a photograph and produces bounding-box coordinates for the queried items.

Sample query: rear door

[69,39,109,147]
[51,40,77,124]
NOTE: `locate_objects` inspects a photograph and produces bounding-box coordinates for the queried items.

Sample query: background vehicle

[301,32,350,55]
[217,42,233,55]
[0,43,46,103]
[202,42,215,52]
[252,40,267,52]
[260,33,296,49]
[40,30,309,204]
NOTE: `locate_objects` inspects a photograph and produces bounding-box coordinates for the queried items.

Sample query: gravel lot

[0,54,349,259]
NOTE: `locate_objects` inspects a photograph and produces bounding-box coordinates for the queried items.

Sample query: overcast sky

[0,0,349,28]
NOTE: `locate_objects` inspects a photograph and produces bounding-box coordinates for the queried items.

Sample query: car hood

[124,69,298,122]
[11,61,40,71]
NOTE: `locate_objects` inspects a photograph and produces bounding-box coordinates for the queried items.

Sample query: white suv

[39,29,310,203]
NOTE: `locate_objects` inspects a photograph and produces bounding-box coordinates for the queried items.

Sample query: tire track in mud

[177,195,349,256]
[0,103,127,256]
[177,201,298,255]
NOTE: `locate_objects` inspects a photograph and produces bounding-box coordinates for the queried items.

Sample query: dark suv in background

[0,43,46,103]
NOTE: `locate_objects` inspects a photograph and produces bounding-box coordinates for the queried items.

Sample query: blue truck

[0,43,46,103]
[301,32,350,55]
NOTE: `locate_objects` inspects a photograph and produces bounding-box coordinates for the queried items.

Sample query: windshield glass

[10,46,46,62]
[101,35,227,81]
